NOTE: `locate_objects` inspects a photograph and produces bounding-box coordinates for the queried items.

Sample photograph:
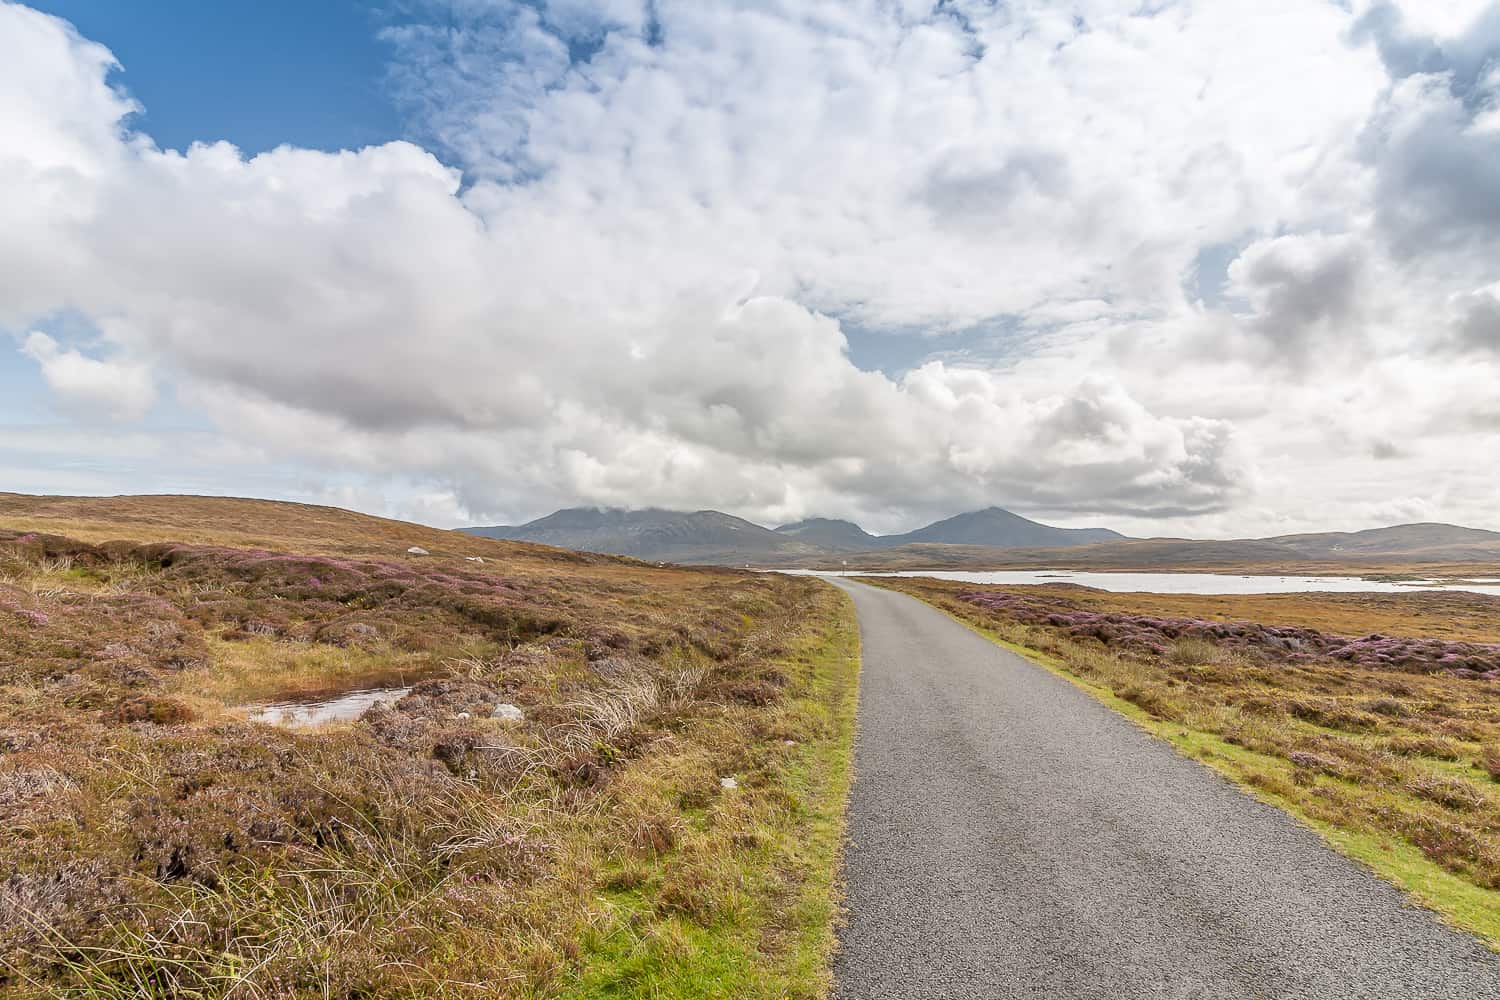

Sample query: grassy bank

[871,576,1500,946]
[0,497,858,997]
[559,601,858,998]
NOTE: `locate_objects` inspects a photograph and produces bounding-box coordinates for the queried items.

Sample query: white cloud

[0,0,1498,535]
[19,331,155,420]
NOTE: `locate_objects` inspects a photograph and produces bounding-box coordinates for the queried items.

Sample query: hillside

[882,506,1125,548]
[466,506,823,563]
[467,505,1129,563]
[810,534,1500,574]
[774,517,883,549]
[464,504,1500,571]
[0,494,857,995]
[0,492,589,564]
[1267,523,1500,561]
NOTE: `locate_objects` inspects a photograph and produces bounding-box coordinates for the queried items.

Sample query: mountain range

[462,507,1500,569]
[462,505,1121,563]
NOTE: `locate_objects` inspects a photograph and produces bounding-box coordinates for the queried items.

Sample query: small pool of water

[252,686,411,726]
[786,569,1500,596]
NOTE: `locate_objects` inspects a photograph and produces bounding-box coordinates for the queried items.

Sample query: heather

[878,576,1500,942]
[955,589,1500,678]
[0,515,858,998]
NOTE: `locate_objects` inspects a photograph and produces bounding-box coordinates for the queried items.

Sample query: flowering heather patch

[13,609,49,627]
[956,590,1500,677]
[0,513,855,997]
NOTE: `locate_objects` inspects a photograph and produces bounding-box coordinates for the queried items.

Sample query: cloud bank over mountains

[2,0,1498,535]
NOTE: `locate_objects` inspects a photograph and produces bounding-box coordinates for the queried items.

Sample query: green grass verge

[558,588,861,998]
[915,601,1500,949]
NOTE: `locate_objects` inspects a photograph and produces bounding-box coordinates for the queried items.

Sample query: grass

[1030,587,1500,645]
[557,609,858,998]
[0,495,859,997]
[871,576,1500,948]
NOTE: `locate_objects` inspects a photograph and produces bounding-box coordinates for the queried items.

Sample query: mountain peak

[464,504,1130,562]
[774,517,879,549]
[889,507,1125,548]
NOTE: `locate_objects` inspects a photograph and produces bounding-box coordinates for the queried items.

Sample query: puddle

[251,686,411,726]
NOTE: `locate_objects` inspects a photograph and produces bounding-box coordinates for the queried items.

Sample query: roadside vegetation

[874,576,1500,945]
[0,497,858,997]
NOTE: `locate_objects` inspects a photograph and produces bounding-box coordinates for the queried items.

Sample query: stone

[491,703,524,722]
[407,546,430,556]
[719,776,738,790]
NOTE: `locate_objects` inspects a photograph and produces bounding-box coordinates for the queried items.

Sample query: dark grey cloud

[1366,92,1500,255]
[1226,234,1366,364]
[1454,288,1500,352]
[1352,2,1500,100]
[1351,3,1449,80]
[1355,3,1500,255]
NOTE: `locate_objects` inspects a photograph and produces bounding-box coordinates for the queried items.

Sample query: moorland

[0,494,858,998]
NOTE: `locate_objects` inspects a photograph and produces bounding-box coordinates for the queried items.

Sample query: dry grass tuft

[0,495,857,997]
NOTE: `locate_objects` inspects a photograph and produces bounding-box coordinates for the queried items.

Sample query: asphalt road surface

[829,578,1500,999]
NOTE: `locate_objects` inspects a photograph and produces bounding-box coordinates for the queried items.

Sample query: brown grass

[0,492,587,564]
[0,494,856,997]
[1047,587,1500,645]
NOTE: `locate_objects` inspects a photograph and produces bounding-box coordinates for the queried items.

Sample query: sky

[2,0,1499,537]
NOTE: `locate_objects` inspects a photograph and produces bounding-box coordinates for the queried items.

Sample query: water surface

[252,686,411,726]
[790,569,1500,596]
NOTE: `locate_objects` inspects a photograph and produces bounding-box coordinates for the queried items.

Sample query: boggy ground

[0,497,858,998]
[873,576,1500,944]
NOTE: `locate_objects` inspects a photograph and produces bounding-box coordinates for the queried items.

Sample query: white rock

[719,776,738,790]
[491,703,524,722]
[406,546,430,556]
[465,556,485,563]
[455,712,471,720]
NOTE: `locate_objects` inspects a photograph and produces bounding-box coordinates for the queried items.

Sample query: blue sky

[28,0,403,154]
[3,1,1499,535]
[4,2,433,511]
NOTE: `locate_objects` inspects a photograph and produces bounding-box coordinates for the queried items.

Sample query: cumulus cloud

[19,332,155,420]
[1452,284,1500,351]
[1225,233,1368,363]
[1,0,1499,534]
[1356,2,1500,256]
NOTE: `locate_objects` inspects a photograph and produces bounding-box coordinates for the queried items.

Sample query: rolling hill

[881,506,1126,548]
[464,505,1500,572]
[466,505,1127,563]
[1265,523,1500,561]
[774,517,883,550]
[465,506,823,563]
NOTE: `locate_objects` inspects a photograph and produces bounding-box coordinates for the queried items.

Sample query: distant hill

[1265,523,1500,561]
[774,517,883,550]
[465,505,1126,564]
[882,506,1125,549]
[464,507,822,563]
[464,506,1500,572]
[813,524,1500,573]
[0,492,608,566]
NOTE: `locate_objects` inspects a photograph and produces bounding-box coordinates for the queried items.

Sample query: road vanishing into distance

[828,579,1500,1000]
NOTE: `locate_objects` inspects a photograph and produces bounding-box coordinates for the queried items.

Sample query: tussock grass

[875,576,1500,947]
[0,498,859,997]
